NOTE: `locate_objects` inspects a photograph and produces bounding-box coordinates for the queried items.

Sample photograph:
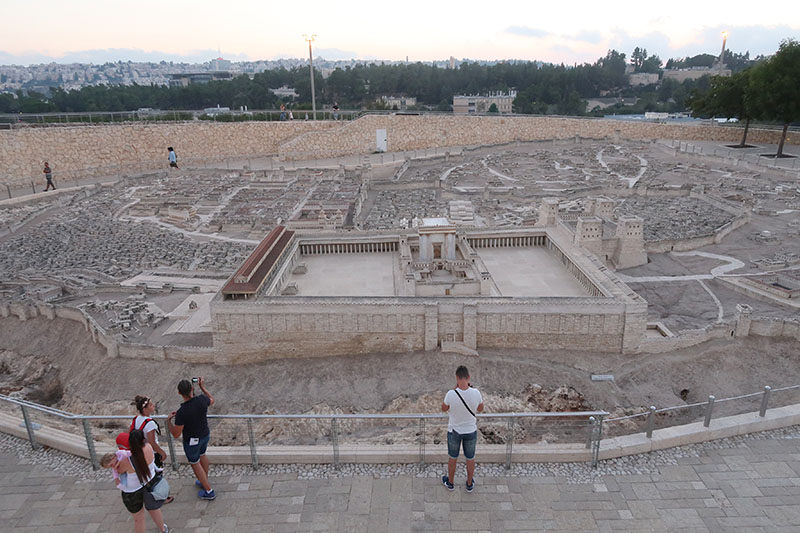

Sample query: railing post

[585,416,594,449]
[646,406,656,438]
[82,419,99,470]
[20,405,38,450]
[504,416,514,470]
[164,425,179,471]
[759,386,772,417]
[247,418,258,470]
[331,417,339,468]
[418,416,425,467]
[704,395,716,427]
[591,416,603,467]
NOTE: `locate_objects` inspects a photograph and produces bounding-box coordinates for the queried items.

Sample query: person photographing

[441,365,484,493]
[166,377,216,500]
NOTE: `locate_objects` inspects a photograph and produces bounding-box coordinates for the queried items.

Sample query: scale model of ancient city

[1,115,799,451]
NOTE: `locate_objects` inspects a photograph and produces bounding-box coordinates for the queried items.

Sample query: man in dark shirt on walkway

[43,162,55,191]
[167,377,216,500]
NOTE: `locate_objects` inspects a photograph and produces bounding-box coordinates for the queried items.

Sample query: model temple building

[210,201,648,363]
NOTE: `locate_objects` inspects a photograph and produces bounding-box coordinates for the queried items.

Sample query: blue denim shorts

[183,434,210,464]
[447,430,477,460]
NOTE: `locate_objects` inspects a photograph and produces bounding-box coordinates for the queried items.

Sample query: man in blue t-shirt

[167,377,215,500]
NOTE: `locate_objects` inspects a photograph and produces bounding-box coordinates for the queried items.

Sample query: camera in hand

[191,377,199,383]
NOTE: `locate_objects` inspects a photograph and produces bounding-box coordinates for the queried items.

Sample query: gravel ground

[4,426,800,485]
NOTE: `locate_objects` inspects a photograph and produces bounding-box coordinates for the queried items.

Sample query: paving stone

[2,429,800,530]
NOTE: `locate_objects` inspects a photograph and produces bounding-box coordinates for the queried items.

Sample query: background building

[453,90,517,114]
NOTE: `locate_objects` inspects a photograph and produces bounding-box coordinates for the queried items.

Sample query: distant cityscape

[0,56,480,95]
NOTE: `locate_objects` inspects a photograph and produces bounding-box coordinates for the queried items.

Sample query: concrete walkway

[4,431,800,532]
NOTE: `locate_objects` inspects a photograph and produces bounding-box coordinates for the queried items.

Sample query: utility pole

[303,34,317,120]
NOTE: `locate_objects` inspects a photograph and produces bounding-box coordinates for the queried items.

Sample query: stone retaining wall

[3,116,798,188]
[0,121,336,187]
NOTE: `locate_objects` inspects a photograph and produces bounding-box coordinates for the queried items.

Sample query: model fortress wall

[210,205,648,363]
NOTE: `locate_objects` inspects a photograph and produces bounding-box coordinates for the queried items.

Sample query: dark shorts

[169,162,178,167]
[121,486,163,513]
[447,430,477,460]
[183,434,210,464]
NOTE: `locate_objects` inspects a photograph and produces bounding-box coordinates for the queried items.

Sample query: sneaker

[198,489,216,500]
[441,475,454,491]
[466,480,474,493]
[162,524,170,533]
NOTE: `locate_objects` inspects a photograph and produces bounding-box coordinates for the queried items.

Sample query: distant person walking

[167,377,216,500]
[167,147,179,169]
[279,104,287,121]
[441,365,484,493]
[43,162,55,191]
[332,104,339,120]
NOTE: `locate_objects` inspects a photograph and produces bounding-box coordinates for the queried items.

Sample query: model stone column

[445,233,457,260]
[419,234,432,262]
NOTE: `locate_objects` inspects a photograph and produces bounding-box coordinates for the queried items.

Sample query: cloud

[572,30,604,44]
[505,26,549,38]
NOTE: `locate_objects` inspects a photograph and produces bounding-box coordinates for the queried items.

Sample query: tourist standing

[441,365,484,492]
[332,104,339,120]
[167,377,216,500]
[131,395,169,470]
[43,162,55,191]
[112,429,170,533]
[167,147,179,169]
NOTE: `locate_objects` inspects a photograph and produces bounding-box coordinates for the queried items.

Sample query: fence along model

[2,383,799,470]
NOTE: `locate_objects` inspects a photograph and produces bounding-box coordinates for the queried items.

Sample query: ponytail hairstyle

[128,429,150,485]
[132,395,150,415]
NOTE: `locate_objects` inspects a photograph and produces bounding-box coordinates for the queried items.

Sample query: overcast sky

[2,0,798,65]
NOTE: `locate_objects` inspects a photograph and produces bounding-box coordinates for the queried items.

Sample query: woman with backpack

[131,395,168,469]
[115,429,170,533]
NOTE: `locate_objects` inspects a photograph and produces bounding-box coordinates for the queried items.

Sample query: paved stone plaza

[4,428,800,532]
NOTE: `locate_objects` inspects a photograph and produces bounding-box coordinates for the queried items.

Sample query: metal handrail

[5,382,799,469]
[604,384,799,441]
[0,394,605,421]
[0,393,608,469]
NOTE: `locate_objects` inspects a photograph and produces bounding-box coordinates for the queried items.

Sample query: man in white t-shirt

[441,365,484,492]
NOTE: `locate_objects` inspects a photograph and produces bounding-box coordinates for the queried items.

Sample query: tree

[488,103,498,113]
[640,55,662,74]
[689,70,755,147]
[631,47,651,71]
[749,39,800,157]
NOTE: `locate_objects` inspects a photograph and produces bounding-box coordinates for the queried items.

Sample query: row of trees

[689,39,800,156]
[0,47,684,116]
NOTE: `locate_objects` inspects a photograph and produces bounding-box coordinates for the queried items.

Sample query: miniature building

[555,196,647,270]
[210,221,648,363]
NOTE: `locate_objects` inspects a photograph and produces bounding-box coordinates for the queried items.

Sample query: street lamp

[303,34,317,120]
[719,31,729,75]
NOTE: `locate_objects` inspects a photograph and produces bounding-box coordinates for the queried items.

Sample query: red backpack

[116,417,156,450]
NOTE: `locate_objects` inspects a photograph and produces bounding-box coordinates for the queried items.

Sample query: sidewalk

[3,428,800,532]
